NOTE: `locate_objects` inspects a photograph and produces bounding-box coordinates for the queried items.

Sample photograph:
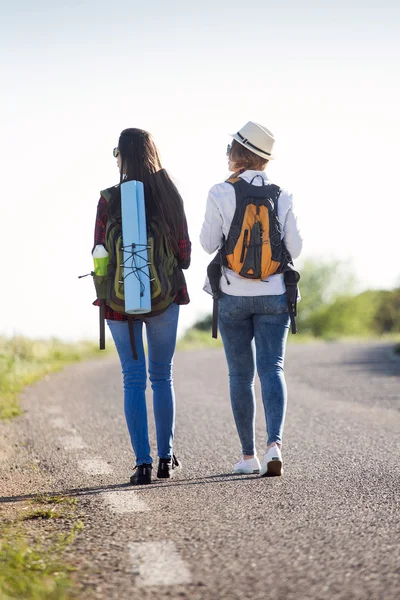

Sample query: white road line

[78,459,112,475]
[101,491,149,513]
[49,417,74,430]
[60,435,87,450]
[45,406,62,415]
[129,541,192,586]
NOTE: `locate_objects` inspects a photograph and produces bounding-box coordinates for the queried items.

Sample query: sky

[1,0,399,341]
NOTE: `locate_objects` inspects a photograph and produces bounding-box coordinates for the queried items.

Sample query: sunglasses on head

[113,147,119,158]
[226,143,232,156]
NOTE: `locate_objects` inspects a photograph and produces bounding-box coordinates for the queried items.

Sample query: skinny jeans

[107,303,179,465]
[218,293,290,454]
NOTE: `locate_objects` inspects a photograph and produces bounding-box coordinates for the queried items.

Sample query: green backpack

[94,185,182,357]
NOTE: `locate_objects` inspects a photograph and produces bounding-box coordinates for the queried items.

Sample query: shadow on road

[308,342,400,378]
[0,473,267,504]
[339,343,400,378]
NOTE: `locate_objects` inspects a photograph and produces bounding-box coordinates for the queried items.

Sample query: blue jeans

[107,303,179,465]
[218,293,290,454]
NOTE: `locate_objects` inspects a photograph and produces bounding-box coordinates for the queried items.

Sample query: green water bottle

[92,245,109,276]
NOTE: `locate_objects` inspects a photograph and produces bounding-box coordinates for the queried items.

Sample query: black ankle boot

[130,463,152,485]
[157,455,181,479]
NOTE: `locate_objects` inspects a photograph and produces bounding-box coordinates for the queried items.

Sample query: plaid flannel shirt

[93,196,191,320]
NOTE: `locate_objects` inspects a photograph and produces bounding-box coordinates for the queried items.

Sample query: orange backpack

[221,174,291,279]
[207,174,300,339]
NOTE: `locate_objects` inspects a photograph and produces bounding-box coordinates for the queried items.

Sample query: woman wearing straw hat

[200,121,302,477]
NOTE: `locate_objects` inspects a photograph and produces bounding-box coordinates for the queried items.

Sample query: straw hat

[230,121,275,160]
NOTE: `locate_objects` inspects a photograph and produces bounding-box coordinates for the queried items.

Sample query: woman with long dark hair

[93,128,191,485]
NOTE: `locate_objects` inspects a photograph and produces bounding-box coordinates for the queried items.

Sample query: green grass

[0,522,83,600]
[0,496,82,598]
[177,329,223,350]
[21,508,63,521]
[0,336,107,420]
[32,495,77,507]
[20,495,79,522]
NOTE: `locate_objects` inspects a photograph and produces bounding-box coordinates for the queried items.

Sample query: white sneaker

[233,456,261,474]
[260,445,283,477]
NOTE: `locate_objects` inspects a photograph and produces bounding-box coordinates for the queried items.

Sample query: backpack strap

[225,169,246,185]
[96,190,116,351]
[99,300,106,350]
[127,315,138,360]
[100,184,119,203]
[207,256,223,339]
[283,267,300,334]
[225,176,241,185]
[275,187,282,218]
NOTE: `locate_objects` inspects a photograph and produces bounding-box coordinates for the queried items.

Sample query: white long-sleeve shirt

[200,170,303,296]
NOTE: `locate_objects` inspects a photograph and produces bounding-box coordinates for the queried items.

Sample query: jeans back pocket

[219,294,243,318]
[262,293,288,315]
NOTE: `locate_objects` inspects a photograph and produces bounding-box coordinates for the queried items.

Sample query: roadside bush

[303,289,400,338]
[187,257,399,340]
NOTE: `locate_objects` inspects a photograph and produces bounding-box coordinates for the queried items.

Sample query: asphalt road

[2,341,400,600]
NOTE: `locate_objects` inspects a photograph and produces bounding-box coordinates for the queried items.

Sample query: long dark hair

[108,128,185,255]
